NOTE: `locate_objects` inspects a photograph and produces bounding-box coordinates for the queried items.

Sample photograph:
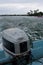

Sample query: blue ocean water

[0,16,43,43]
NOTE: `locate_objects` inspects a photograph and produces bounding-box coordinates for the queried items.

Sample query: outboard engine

[2,28,31,65]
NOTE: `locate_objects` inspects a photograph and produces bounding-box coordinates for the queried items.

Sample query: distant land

[0,14,27,16]
[0,9,43,16]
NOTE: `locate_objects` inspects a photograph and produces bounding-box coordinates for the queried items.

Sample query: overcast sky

[0,0,43,14]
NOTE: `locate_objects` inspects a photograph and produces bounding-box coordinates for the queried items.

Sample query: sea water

[0,16,43,44]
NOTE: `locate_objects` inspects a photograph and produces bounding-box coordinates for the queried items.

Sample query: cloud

[0,3,43,14]
[0,0,43,3]
[0,3,40,9]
